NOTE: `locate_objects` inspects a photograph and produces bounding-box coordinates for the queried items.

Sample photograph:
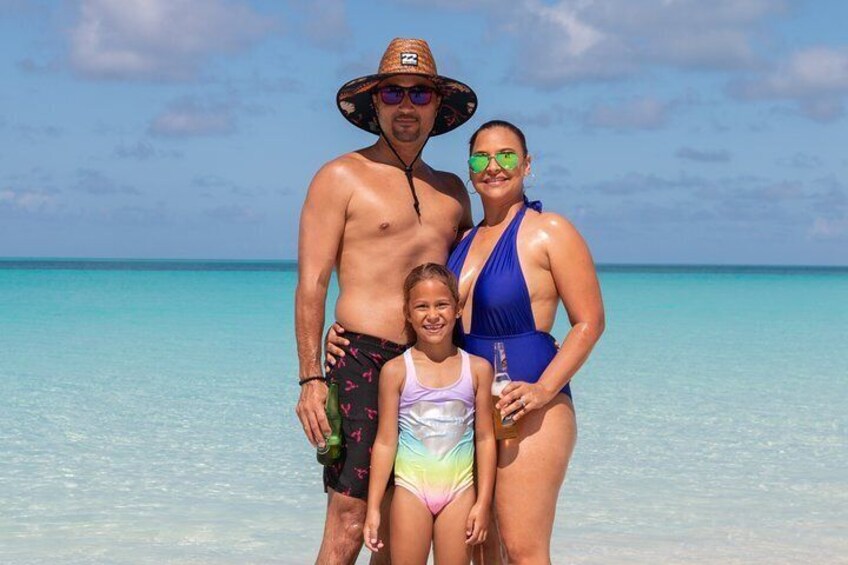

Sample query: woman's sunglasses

[468,151,519,174]
[375,85,437,106]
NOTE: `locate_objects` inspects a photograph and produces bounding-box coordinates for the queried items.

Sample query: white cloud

[68,0,275,81]
[677,147,732,163]
[10,123,63,140]
[584,97,669,130]
[509,0,632,85]
[0,188,57,212]
[730,47,848,122]
[809,217,848,239]
[114,140,182,159]
[777,152,822,169]
[503,0,780,86]
[73,169,140,195]
[0,0,48,15]
[204,204,264,223]
[302,0,351,51]
[586,172,709,195]
[149,98,236,137]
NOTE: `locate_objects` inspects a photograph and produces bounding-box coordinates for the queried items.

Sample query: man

[295,38,477,563]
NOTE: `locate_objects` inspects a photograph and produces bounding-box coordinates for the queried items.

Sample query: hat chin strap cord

[379,129,430,218]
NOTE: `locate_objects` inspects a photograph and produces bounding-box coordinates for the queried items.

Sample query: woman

[326,120,604,562]
[447,119,604,563]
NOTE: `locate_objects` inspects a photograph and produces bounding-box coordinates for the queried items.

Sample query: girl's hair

[468,119,528,156]
[403,263,460,309]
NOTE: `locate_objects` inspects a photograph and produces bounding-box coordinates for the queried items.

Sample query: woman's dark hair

[468,119,528,156]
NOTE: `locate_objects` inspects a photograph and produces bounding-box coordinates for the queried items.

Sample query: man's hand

[323,322,349,373]
[295,380,331,447]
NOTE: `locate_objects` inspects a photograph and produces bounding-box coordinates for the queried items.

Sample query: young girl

[363,263,496,564]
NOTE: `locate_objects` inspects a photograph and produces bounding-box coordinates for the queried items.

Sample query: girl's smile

[406,279,460,344]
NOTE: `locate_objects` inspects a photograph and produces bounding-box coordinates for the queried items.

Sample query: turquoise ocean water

[1,260,846,564]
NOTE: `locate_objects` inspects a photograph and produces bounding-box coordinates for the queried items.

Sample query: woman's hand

[496,381,555,423]
[323,322,349,373]
[363,510,383,552]
[465,501,489,545]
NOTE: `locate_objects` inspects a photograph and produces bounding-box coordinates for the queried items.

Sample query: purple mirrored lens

[377,86,434,106]
[379,88,404,105]
[408,89,433,105]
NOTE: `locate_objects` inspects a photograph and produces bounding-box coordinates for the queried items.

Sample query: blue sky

[1,0,846,265]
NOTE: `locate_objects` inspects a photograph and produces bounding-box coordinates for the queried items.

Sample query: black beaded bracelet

[298,376,326,386]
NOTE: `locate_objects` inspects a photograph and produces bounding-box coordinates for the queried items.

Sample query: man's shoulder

[316,151,370,179]
[428,166,463,186]
[425,166,465,197]
[307,152,373,199]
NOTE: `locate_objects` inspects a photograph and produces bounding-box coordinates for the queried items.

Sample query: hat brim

[336,73,477,137]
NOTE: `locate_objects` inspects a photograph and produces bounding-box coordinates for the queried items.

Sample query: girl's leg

[390,486,433,564]
[432,486,475,565]
[496,394,577,564]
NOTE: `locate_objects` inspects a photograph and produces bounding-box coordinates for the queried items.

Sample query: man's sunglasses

[374,85,437,106]
[468,151,520,174]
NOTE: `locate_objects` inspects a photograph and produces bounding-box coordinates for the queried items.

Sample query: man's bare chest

[345,182,462,242]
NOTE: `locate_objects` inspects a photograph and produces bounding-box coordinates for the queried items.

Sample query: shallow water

[1,261,845,564]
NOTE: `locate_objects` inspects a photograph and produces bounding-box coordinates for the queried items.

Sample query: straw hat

[336,38,478,136]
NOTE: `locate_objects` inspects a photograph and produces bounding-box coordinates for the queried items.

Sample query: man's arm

[295,159,352,447]
[454,173,474,234]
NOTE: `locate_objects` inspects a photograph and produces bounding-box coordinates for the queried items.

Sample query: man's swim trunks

[324,331,408,500]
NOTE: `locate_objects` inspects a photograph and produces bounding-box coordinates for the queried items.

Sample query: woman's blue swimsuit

[447,198,571,398]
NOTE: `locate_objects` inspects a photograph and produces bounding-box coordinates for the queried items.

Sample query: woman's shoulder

[524,207,583,243]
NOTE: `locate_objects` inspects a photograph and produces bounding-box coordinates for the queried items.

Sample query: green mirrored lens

[468,154,489,173]
[494,152,519,170]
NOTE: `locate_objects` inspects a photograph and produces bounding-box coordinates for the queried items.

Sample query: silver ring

[519,397,526,408]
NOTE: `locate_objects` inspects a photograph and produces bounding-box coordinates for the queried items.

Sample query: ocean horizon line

[1,257,847,274]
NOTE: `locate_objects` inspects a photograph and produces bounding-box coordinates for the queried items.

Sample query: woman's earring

[524,172,536,189]
[465,178,477,194]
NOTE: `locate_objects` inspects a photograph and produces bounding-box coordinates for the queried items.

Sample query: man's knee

[328,492,367,540]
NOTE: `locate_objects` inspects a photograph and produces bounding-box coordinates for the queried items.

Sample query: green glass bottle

[317,382,343,466]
